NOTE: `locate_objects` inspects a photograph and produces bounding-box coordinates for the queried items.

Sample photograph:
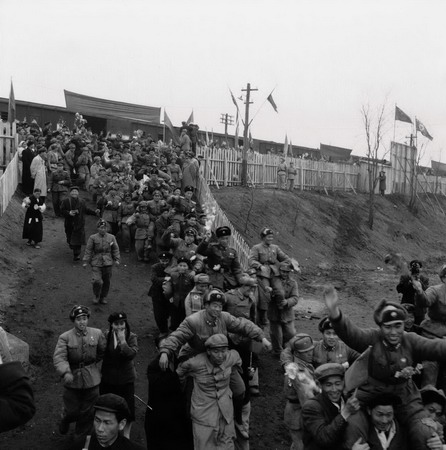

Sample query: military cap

[409,260,422,269]
[205,334,228,349]
[381,306,406,324]
[184,185,194,193]
[158,252,172,260]
[260,227,274,237]
[314,363,345,383]
[279,261,293,272]
[97,219,107,228]
[367,393,402,409]
[373,300,407,326]
[69,305,90,321]
[318,317,334,333]
[177,256,190,266]
[69,186,79,192]
[184,227,197,236]
[194,274,210,285]
[94,393,130,419]
[108,312,127,323]
[216,226,231,238]
[93,156,101,162]
[139,201,148,208]
[420,385,446,411]
[239,275,258,287]
[205,289,226,305]
[292,333,314,353]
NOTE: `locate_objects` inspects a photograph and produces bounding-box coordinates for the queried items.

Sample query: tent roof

[64,90,161,123]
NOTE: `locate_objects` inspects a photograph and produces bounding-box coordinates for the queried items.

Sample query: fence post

[262,161,266,187]
[300,165,304,191]
[331,169,334,192]
[223,151,228,187]
[344,172,347,192]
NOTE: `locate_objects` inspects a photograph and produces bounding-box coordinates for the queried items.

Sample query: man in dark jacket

[60,187,98,261]
[396,259,429,326]
[302,363,360,450]
[148,252,174,336]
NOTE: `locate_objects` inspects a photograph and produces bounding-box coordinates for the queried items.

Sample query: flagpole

[163,108,166,143]
[393,103,396,143]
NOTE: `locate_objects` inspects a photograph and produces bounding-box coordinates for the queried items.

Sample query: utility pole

[241,83,257,186]
[220,113,234,147]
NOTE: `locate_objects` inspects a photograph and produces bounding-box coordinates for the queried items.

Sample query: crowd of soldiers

[13,116,446,449]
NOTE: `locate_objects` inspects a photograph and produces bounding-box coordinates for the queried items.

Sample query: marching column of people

[18,119,446,449]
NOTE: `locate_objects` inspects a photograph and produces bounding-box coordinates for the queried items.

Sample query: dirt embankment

[1,187,446,450]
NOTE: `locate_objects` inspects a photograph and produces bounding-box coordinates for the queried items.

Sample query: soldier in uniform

[53,306,106,438]
[83,219,120,305]
[267,261,299,356]
[185,274,211,316]
[248,227,292,323]
[48,161,71,217]
[197,225,244,291]
[312,317,359,369]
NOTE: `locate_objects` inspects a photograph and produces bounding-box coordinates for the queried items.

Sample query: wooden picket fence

[196,174,251,270]
[196,146,360,192]
[0,121,18,217]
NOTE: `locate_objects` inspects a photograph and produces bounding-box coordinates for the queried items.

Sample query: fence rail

[196,174,251,270]
[197,147,361,192]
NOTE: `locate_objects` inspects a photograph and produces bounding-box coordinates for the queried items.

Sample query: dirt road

[1,187,444,449]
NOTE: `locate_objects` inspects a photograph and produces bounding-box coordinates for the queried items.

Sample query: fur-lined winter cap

[374,300,407,326]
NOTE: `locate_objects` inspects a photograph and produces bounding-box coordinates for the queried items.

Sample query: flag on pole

[267,92,278,113]
[234,111,239,149]
[283,134,288,155]
[289,139,293,157]
[395,106,412,124]
[186,110,194,125]
[163,110,179,145]
[416,118,433,140]
[249,129,253,147]
[229,89,239,112]
[8,81,16,123]
[205,129,210,146]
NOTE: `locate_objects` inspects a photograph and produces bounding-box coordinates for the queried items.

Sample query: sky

[1,0,445,166]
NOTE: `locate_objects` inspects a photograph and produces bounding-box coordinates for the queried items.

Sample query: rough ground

[1,186,446,450]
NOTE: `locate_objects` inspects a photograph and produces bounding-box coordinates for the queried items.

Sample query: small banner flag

[8,81,16,123]
[395,105,412,124]
[283,134,288,155]
[163,110,179,145]
[229,89,239,112]
[267,92,278,113]
[186,110,194,125]
[416,118,433,140]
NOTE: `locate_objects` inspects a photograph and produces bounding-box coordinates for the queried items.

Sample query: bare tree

[361,102,387,230]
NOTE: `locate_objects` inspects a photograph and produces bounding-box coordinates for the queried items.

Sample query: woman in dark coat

[100,312,138,439]
[22,188,46,248]
[21,141,35,195]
